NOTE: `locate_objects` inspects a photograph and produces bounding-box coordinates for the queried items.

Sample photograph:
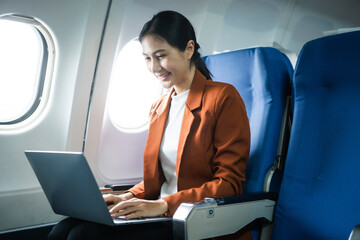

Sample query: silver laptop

[24,150,171,226]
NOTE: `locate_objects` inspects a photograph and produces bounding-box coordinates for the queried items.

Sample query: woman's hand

[109,198,168,219]
[103,192,134,210]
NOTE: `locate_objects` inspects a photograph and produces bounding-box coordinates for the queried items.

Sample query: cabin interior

[0,0,360,239]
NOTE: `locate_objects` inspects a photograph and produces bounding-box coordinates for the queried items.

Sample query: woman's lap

[48,218,172,240]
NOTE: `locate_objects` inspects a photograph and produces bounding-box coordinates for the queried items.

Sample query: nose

[149,59,161,73]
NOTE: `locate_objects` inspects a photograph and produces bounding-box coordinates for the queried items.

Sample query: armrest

[101,184,136,194]
[173,192,277,240]
[349,225,360,240]
[104,184,135,191]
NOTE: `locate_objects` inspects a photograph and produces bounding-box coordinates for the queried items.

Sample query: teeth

[159,73,169,78]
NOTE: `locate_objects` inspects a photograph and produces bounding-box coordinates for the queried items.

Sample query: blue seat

[203,47,293,194]
[172,48,293,240]
[272,30,360,239]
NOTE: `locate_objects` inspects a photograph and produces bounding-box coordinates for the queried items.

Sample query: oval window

[107,38,163,132]
[0,15,54,126]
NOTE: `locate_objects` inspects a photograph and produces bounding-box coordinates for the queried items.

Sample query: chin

[161,83,174,90]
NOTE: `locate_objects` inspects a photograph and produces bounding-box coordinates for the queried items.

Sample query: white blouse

[159,89,190,198]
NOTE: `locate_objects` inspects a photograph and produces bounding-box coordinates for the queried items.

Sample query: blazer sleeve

[126,97,165,199]
[127,181,145,199]
[163,85,250,216]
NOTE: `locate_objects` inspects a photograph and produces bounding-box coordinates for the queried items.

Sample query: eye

[157,54,166,59]
[144,56,151,61]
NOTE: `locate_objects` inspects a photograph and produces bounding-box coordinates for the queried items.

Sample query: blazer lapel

[143,90,173,197]
[176,70,207,177]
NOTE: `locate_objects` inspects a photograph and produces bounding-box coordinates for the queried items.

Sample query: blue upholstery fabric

[272,31,360,239]
[203,47,293,193]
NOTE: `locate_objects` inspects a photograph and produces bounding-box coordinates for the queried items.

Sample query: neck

[174,65,196,95]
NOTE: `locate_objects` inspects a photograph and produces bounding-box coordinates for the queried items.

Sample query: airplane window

[107,38,163,132]
[0,16,53,126]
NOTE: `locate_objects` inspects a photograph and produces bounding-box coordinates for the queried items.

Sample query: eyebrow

[142,49,166,56]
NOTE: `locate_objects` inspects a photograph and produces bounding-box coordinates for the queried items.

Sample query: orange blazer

[129,69,250,217]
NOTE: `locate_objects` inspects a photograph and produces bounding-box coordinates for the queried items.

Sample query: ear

[185,40,195,60]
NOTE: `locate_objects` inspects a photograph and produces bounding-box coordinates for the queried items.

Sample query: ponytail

[193,42,212,79]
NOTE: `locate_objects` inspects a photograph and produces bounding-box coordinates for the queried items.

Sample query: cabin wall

[0,0,359,232]
[0,0,110,231]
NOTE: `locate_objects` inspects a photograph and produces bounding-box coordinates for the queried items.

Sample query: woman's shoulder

[203,80,240,99]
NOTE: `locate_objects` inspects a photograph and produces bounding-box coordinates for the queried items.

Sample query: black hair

[139,10,212,79]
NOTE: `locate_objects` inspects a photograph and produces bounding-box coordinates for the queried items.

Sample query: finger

[111,206,138,218]
[123,211,143,220]
[104,196,115,208]
[110,204,136,217]
[103,194,115,201]
[109,199,139,214]
[110,199,144,218]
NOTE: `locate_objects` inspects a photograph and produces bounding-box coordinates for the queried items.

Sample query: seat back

[203,47,293,193]
[272,30,360,239]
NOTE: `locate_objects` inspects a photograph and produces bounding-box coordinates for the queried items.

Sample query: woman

[49,10,251,240]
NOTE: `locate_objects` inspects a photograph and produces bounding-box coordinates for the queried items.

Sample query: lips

[157,72,171,81]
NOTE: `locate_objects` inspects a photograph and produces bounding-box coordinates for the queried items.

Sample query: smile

[157,72,170,81]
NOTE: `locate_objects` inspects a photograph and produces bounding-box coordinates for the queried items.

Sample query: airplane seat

[203,47,293,195]
[199,47,293,239]
[272,30,360,240]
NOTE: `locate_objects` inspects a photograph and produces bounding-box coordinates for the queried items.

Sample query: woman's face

[141,34,194,93]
